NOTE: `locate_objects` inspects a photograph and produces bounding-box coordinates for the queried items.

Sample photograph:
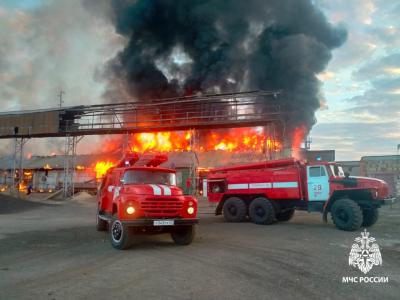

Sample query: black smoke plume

[106,0,347,129]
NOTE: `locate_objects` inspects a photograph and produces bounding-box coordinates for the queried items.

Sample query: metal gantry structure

[58,90,287,136]
[0,90,291,197]
[63,135,83,198]
[12,137,28,194]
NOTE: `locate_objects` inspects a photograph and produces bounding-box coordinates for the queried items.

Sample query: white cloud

[312,0,400,160]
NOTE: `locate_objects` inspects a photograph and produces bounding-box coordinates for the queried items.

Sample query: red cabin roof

[115,153,168,168]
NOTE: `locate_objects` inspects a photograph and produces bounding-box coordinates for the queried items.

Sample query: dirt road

[0,194,399,300]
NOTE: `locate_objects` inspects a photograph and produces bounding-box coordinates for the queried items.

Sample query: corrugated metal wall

[0,111,60,137]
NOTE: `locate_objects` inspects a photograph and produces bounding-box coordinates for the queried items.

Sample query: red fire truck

[206,158,396,231]
[96,153,198,249]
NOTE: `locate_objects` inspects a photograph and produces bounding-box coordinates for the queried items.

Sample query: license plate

[153,220,174,226]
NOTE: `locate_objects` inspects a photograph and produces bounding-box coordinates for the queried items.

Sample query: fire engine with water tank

[206,158,396,231]
[96,153,198,249]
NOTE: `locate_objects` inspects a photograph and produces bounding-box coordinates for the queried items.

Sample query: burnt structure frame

[0,90,289,139]
[0,91,291,197]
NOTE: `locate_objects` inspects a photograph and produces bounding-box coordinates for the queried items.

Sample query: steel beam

[0,91,290,139]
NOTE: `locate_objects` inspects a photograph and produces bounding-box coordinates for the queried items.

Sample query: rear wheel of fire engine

[361,207,379,227]
[171,225,196,245]
[331,198,362,231]
[96,206,107,232]
[249,197,276,225]
[276,209,295,222]
[222,197,247,222]
[110,216,132,250]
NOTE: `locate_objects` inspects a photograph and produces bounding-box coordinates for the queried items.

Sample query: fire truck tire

[361,207,379,227]
[276,209,295,222]
[249,197,276,225]
[110,216,132,250]
[171,225,196,245]
[331,198,362,231]
[96,207,107,231]
[222,197,247,222]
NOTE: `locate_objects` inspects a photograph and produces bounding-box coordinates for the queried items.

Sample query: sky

[0,0,399,160]
[310,0,400,160]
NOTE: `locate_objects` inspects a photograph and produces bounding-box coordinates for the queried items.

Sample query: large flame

[132,131,192,152]
[93,127,293,173]
[130,128,282,153]
[291,126,307,159]
[94,161,115,178]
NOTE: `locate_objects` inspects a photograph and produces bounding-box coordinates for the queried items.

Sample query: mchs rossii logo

[342,229,388,283]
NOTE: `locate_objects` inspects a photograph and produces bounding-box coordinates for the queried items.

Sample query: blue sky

[0,0,42,10]
[0,1,398,160]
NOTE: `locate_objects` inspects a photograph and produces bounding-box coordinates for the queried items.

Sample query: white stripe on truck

[227,182,298,190]
[272,182,298,188]
[159,185,172,196]
[249,183,272,189]
[149,184,162,195]
[227,183,249,189]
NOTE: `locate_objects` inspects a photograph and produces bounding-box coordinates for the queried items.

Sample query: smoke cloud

[0,0,122,156]
[107,0,347,129]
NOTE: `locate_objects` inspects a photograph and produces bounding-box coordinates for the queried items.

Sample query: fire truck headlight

[187,207,195,215]
[126,206,135,215]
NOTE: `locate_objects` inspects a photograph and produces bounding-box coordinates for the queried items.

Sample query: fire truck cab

[97,153,198,249]
[206,158,396,231]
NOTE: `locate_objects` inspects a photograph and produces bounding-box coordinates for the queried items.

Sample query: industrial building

[360,155,400,196]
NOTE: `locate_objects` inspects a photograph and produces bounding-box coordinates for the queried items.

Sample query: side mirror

[120,179,125,185]
[344,172,350,178]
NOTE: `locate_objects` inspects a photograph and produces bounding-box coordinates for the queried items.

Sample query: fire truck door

[307,166,329,201]
[102,175,115,211]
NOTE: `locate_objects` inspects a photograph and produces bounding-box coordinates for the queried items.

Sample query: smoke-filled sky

[0,0,399,160]
[105,0,346,131]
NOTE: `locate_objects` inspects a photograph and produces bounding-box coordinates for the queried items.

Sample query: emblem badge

[349,229,382,274]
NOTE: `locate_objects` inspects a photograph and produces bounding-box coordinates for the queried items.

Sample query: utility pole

[58,90,65,108]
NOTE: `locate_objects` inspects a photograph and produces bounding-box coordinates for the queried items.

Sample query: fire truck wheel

[276,209,295,222]
[331,198,362,231]
[249,197,276,225]
[361,207,379,227]
[110,217,132,250]
[222,197,247,222]
[171,225,196,245]
[96,207,107,232]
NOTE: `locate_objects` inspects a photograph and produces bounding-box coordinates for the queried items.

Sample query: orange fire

[130,128,281,153]
[131,131,192,152]
[291,126,307,159]
[18,182,27,191]
[94,161,115,178]
[205,128,281,152]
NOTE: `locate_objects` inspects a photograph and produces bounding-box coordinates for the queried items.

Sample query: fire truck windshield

[122,170,176,186]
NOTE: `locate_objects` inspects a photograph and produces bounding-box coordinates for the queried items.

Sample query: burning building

[100,0,346,155]
[0,1,347,197]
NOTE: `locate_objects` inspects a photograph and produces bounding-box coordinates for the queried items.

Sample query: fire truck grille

[141,198,182,217]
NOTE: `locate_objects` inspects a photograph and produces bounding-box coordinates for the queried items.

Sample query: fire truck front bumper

[379,197,397,205]
[121,218,199,227]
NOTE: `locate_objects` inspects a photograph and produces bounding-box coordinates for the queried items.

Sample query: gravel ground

[0,193,47,214]
[0,194,399,300]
